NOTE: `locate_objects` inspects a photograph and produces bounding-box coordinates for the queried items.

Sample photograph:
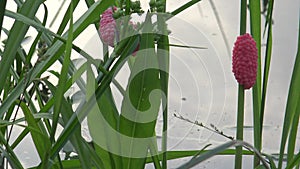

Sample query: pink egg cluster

[99,7,139,56]
[232,33,258,89]
[99,7,117,47]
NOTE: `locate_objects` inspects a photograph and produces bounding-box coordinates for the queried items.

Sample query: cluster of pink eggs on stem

[232,33,258,90]
[99,7,258,88]
[99,6,139,56]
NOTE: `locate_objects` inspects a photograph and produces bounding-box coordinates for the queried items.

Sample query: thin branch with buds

[173,113,234,140]
[173,113,274,168]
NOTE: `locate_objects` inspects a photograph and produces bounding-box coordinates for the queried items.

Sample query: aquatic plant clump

[232,33,258,89]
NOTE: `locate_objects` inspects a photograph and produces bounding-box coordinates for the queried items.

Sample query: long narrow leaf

[0,132,23,169]
[249,1,262,166]
[19,102,51,162]
[0,0,44,93]
[287,98,300,165]
[286,151,300,169]
[0,0,6,38]
[278,11,300,169]
[55,0,80,35]
[235,1,247,168]
[260,0,274,136]
[177,140,270,169]
[146,149,253,163]
[170,0,202,17]
[50,0,74,143]
[17,0,112,84]
[50,34,140,160]
[157,12,170,169]
[51,159,81,169]
[87,64,122,169]
[119,13,160,169]
[0,0,113,117]
[149,138,162,169]
[45,80,103,169]
[26,3,48,65]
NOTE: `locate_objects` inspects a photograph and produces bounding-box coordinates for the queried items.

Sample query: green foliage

[278,9,300,169]
[0,0,299,169]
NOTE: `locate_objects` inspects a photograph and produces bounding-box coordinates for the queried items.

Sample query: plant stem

[278,11,300,168]
[171,0,202,16]
[235,85,245,169]
[157,1,169,169]
[235,0,247,168]
[249,0,262,167]
[0,0,7,39]
[240,0,247,35]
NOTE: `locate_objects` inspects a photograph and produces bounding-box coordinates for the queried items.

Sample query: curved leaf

[119,13,161,169]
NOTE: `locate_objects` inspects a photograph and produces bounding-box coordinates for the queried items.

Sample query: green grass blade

[84,0,95,8]
[278,11,300,169]
[26,3,48,65]
[0,132,24,169]
[0,80,26,118]
[0,0,6,38]
[1,106,16,125]
[177,141,237,169]
[30,0,113,80]
[149,138,162,169]
[1,104,14,135]
[177,141,270,169]
[249,1,262,166]
[119,14,160,169]
[52,159,82,169]
[5,0,111,96]
[146,149,253,163]
[4,10,75,47]
[125,0,130,15]
[0,0,44,93]
[260,0,274,135]
[86,63,120,169]
[50,98,78,168]
[45,80,101,169]
[264,154,277,169]
[10,128,30,149]
[287,99,300,165]
[38,62,87,117]
[90,89,123,168]
[50,1,74,142]
[286,151,300,169]
[84,0,101,30]
[156,11,170,169]
[259,2,275,168]
[235,0,247,167]
[19,102,51,164]
[170,0,203,16]
[167,43,206,49]
[235,1,247,168]
[235,85,245,169]
[286,14,300,166]
[49,0,67,28]
[0,5,56,115]
[263,0,274,37]
[55,0,80,36]
[50,34,139,160]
